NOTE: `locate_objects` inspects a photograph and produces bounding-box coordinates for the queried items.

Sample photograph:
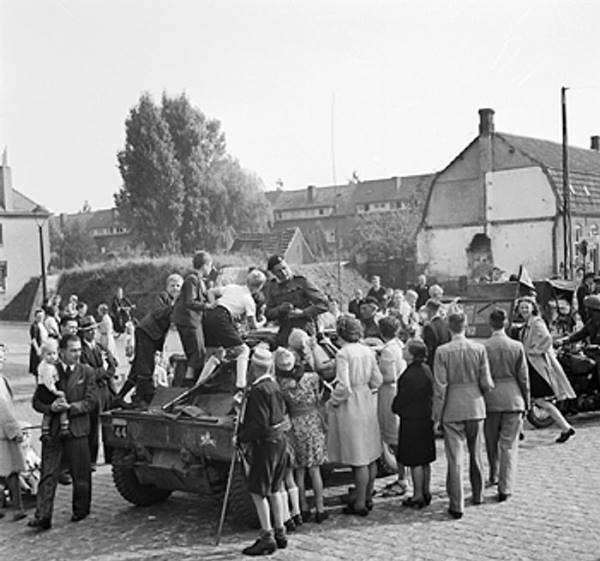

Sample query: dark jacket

[79,340,118,397]
[568,318,600,346]
[238,377,287,443]
[422,316,451,366]
[391,361,433,420]
[32,362,97,438]
[138,291,174,341]
[264,275,328,338]
[172,273,208,328]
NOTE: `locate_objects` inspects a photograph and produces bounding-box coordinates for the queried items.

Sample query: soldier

[264,255,329,347]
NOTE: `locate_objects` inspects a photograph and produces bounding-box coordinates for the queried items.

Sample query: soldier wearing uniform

[264,255,329,347]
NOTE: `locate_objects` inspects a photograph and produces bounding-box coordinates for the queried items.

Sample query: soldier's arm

[297,279,329,318]
[515,345,531,410]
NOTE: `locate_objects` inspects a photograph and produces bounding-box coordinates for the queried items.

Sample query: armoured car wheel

[227,461,260,529]
[112,450,172,506]
[526,403,554,429]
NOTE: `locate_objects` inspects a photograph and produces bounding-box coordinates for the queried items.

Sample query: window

[318,208,325,215]
[0,261,6,292]
[574,224,583,242]
[0,223,3,245]
[590,224,599,238]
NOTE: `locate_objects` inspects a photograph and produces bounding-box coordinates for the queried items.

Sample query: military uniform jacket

[264,275,328,336]
[32,362,98,438]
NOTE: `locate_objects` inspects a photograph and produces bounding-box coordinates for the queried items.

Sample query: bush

[56,255,370,318]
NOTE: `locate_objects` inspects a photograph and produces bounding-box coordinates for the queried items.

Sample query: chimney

[478,108,495,136]
[0,147,13,210]
[591,136,600,151]
[307,185,315,203]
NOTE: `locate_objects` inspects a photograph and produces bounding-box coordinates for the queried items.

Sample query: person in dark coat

[117,273,183,405]
[28,335,97,531]
[413,274,430,311]
[366,276,387,309]
[238,346,289,556]
[264,255,328,347]
[576,272,595,324]
[78,316,117,466]
[173,251,213,381]
[29,309,48,376]
[422,299,451,367]
[347,289,364,319]
[392,338,436,509]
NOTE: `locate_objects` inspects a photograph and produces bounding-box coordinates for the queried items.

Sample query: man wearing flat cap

[78,315,117,466]
[264,255,329,347]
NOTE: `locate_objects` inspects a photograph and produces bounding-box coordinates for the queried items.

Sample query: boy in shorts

[238,346,289,556]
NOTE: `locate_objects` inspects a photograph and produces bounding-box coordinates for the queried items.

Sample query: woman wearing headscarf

[327,316,382,516]
[518,296,576,443]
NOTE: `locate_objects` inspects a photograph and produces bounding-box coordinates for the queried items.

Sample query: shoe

[556,428,575,443]
[519,432,525,441]
[300,509,312,522]
[274,527,288,549]
[342,503,369,517]
[27,518,51,531]
[485,478,498,488]
[283,518,296,533]
[242,534,277,556]
[448,509,463,520]
[402,497,426,509]
[12,511,27,522]
[58,472,72,485]
[366,498,374,511]
[292,513,303,526]
[424,493,432,506]
[381,480,408,497]
[498,492,510,502]
[71,512,89,522]
[471,497,484,506]
[315,510,329,523]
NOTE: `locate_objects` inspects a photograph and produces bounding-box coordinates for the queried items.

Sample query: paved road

[2,321,600,561]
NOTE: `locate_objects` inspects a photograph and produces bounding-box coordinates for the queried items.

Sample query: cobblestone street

[2,322,600,560]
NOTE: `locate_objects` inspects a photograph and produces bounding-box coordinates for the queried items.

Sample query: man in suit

[347,288,363,319]
[28,334,98,530]
[483,309,530,501]
[79,316,118,466]
[422,299,451,367]
[173,251,214,381]
[433,312,494,519]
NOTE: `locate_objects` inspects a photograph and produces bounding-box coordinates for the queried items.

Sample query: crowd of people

[0,255,591,556]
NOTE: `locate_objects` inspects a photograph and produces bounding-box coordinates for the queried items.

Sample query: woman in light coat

[0,343,26,520]
[518,296,576,443]
[327,316,382,516]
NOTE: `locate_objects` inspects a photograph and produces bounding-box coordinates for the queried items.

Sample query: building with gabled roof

[418,108,600,281]
[0,150,51,309]
[230,227,315,265]
[266,174,434,257]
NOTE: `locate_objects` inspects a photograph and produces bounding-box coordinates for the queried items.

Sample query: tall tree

[348,210,421,263]
[49,219,97,269]
[115,93,184,254]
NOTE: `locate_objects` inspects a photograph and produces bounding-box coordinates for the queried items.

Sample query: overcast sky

[1,0,599,214]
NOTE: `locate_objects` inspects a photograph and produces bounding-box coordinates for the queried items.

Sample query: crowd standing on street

[3,258,596,558]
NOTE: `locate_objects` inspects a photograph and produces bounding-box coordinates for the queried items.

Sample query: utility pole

[331,94,342,304]
[561,86,572,280]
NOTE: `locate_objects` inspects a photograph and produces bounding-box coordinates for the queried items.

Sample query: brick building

[417,108,600,281]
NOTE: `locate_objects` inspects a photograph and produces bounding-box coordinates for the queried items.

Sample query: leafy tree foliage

[116,93,184,254]
[348,210,421,263]
[49,219,97,269]
[115,92,270,254]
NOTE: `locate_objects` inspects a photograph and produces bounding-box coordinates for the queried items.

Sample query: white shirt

[217,284,256,320]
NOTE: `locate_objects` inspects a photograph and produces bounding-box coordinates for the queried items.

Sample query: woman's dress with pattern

[279,372,327,468]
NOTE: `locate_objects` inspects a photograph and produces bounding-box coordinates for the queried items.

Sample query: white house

[417,108,600,281]
[0,150,50,310]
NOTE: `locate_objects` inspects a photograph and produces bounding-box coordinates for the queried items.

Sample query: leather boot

[274,527,288,549]
[242,531,277,556]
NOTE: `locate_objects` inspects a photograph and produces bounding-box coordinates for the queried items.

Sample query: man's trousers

[484,411,522,495]
[442,419,485,514]
[34,435,91,522]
